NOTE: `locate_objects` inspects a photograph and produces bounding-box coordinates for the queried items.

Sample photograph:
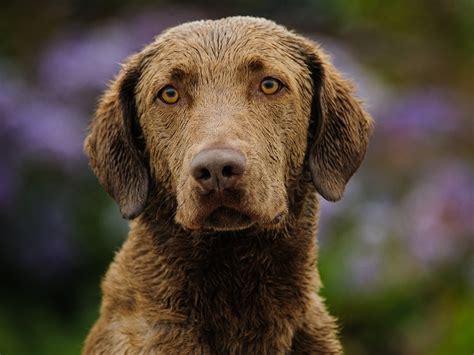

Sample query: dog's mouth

[203,206,254,231]
[175,176,288,232]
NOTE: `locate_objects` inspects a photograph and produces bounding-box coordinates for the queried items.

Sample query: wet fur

[83,17,373,354]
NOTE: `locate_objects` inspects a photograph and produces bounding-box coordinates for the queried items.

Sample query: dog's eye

[159,86,179,104]
[260,78,281,95]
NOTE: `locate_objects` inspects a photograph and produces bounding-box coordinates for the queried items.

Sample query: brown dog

[83,16,373,354]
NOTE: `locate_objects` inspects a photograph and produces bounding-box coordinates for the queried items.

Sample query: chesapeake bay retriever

[83,16,373,354]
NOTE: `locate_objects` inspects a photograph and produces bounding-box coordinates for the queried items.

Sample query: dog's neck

[125,181,320,309]
[104,181,322,349]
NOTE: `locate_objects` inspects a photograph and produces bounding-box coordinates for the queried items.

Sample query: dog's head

[85,17,373,231]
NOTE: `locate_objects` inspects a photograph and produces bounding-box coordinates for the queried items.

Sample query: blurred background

[0,0,473,354]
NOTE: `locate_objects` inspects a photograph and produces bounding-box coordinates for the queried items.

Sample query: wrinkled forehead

[140,20,308,85]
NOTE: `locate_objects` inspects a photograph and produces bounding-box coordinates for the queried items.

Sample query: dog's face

[85,17,373,232]
[137,20,315,231]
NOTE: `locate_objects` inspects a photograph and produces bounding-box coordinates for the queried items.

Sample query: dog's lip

[203,206,254,231]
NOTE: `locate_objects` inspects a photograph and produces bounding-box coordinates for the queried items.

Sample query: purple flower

[38,8,205,97]
[380,87,464,140]
[400,162,474,267]
[39,24,135,95]
[347,250,382,291]
[1,85,86,162]
[355,200,396,247]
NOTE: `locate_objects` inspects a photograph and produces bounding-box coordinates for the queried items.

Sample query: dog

[83,16,373,354]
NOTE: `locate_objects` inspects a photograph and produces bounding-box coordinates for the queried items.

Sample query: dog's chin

[203,207,255,231]
[175,190,288,232]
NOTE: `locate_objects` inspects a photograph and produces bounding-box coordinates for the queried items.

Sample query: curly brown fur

[83,16,373,354]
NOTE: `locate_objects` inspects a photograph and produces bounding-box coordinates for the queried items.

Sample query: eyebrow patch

[170,68,188,81]
[246,58,264,72]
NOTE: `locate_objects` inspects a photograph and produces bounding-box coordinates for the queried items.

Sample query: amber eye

[159,86,179,104]
[260,77,281,95]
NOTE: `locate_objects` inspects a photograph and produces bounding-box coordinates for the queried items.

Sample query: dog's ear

[84,55,149,219]
[300,40,374,201]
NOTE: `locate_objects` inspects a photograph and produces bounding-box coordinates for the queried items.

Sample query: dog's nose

[190,148,246,192]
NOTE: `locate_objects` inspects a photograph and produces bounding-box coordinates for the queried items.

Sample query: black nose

[190,148,246,193]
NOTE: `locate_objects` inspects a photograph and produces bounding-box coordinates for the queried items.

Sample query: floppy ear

[84,55,149,219]
[301,41,374,201]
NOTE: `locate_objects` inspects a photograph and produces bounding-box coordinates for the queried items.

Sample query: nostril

[197,168,211,180]
[222,165,235,178]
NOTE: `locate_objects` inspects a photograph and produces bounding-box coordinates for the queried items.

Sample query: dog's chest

[179,247,306,353]
[111,230,314,353]
[116,272,304,354]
